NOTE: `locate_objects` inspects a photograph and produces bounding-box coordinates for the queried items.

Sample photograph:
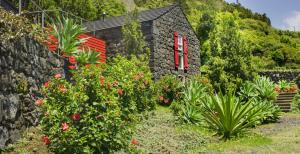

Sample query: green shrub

[156,75,184,106]
[202,92,264,140]
[105,55,156,113]
[253,76,277,101]
[292,94,300,112]
[171,78,210,124]
[239,77,281,124]
[40,55,155,153]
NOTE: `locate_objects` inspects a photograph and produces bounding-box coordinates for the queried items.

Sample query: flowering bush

[156,75,184,105]
[39,55,156,153]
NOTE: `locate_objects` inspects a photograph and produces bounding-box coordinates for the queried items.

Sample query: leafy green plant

[52,18,86,56]
[253,77,277,101]
[292,94,300,112]
[75,48,100,66]
[202,92,263,140]
[171,78,210,124]
[40,55,156,153]
[249,100,281,125]
[238,81,258,102]
[156,75,184,106]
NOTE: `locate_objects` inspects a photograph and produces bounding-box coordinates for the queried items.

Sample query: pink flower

[59,85,67,93]
[113,80,119,87]
[100,76,105,86]
[44,81,50,88]
[68,56,76,64]
[118,89,124,95]
[71,113,81,121]
[54,74,62,79]
[42,135,51,145]
[68,65,76,70]
[159,96,164,101]
[61,122,69,131]
[131,138,139,145]
[164,99,170,104]
[35,99,44,106]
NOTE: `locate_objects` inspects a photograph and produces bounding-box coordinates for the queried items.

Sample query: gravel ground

[256,113,300,135]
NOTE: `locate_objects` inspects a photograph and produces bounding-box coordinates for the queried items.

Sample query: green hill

[130,0,300,70]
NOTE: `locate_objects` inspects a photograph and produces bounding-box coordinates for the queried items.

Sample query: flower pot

[275,92,297,112]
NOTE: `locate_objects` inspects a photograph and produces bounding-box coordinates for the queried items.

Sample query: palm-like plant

[75,48,100,66]
[202,92,264,140]
[52,18,86,56]
[238,81,258,102]
[254,77,277,101]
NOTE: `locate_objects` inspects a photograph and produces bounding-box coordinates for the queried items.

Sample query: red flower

[68,56,76,64]
[131,138,139,145]
[68,65,76,70]
[61,122,69,131]
[118,89,124,95]
[35,99,44,106]
[71,113,81,121]
[85,64,91,68]
[100,76,105,86]
[54,73,62,79]
[44,81,50,88]
[159,96,164,101]
[59,85,67,93]
[42,135,51,145]
[113,80,119,87]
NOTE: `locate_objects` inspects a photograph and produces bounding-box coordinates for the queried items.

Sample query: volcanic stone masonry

[0,37,64,150]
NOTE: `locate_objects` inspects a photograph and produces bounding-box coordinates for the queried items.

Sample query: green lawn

[4,107,300,154]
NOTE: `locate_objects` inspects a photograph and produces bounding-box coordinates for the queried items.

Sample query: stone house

[84,5,200,80]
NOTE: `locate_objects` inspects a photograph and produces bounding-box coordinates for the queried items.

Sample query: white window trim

[178,35,184,70]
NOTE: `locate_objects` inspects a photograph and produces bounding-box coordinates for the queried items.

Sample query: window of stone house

[178,35,184,70]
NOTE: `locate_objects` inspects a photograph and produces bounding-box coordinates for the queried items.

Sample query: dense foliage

[122,9,148,56]
[205,12,257,92]
[39,55,156,153]
[12,0,126,20]
[156,75,184,106]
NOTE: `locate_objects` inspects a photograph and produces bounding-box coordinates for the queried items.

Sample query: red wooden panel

[46,33,106,63]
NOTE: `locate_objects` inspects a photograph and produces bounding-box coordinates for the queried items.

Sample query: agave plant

[75,48,100,66]
[179,104,202,125]
[254,77,277,101]
[52,18,86,56]
[238,81,258,102]
[202,92,264,140]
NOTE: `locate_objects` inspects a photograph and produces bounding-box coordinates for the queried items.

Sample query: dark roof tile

[84,5,176,32]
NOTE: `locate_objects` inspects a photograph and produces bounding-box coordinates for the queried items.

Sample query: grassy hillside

[126,0,300,70]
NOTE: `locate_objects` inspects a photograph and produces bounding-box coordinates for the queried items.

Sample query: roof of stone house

[0,0,18,13]
[84,5,177,32]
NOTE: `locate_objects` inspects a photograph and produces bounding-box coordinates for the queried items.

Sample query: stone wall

[259,70,300,86]
[0,37,64,149]
[152,6,200,80]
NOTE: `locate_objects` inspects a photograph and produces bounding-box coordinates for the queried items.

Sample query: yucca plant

[171,79,209,124]
[202,92,263,140]
[52,18,86,56]
[238,81,258,102]
[75,48,100,66]
[254,77,277,101]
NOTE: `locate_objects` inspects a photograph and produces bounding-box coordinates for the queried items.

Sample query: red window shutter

[183,34,189,70]
[174,32,179,70]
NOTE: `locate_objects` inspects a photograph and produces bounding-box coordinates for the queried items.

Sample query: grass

[3,107,300,153]
[3,127,50,154]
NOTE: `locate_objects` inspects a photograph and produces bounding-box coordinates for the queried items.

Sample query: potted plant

[274,80,298,112]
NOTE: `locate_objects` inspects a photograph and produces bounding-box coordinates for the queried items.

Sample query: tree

[121,9,148,57]
[207,12,257,92]
[19,0,126,20]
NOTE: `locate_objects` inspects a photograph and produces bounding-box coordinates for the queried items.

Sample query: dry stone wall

[259,70,300,86]
[0,37,64,149]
